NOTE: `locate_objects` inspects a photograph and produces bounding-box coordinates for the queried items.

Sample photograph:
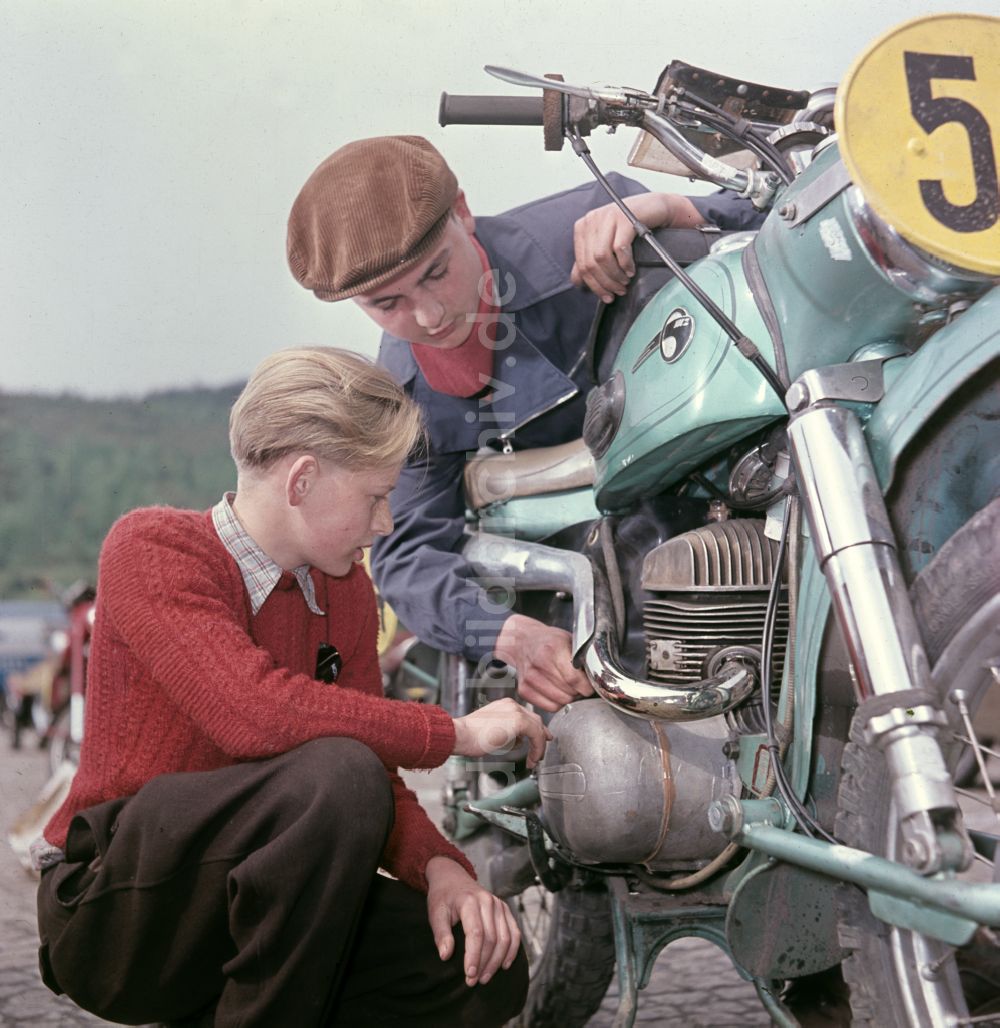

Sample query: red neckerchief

[410,236,498,398]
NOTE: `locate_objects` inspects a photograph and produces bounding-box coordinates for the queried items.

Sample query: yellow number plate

[836,13,1000,276]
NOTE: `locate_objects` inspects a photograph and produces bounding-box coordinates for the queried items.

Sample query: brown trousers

[37,738,527,1026]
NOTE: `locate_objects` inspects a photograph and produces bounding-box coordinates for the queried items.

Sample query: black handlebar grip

[438,93,545,127]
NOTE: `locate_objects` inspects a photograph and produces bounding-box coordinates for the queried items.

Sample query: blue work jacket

[373,176,762,659]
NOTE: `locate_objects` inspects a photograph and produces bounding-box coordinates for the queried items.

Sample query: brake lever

[484,65,591,97]
[484,65,656,112]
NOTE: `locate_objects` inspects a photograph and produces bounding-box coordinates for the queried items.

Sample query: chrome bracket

[785,358,888,411]
[785,158,852,228]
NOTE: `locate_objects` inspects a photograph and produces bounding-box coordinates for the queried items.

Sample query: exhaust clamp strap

[856,688,945,740]
[856,688,940,721]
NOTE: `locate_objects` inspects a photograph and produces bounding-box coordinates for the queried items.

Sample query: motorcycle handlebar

[438,92,544,127]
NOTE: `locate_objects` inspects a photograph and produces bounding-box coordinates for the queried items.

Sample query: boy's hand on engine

[495,614,594,713]
[452,695,551,766]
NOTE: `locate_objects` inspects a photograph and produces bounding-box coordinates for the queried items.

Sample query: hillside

[0,386,241,597]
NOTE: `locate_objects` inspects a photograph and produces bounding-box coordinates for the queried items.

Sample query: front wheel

[506,876,616,1028]
[458,772,616,1028]
[836,498,1000,1025]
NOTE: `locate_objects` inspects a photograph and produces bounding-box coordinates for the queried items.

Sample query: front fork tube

[787,403,972,873]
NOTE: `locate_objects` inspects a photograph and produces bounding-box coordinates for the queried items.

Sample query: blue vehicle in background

[0,598,66,749]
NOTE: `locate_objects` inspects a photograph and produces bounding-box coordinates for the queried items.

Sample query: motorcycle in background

[386,13,1000,1026]
[7,583,93,872]
[42,583,94,773]
[6,582,93,769]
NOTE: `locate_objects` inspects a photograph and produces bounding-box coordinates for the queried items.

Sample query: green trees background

[0,386,241,597]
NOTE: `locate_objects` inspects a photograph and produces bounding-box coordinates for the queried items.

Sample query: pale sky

[3,0,997,397]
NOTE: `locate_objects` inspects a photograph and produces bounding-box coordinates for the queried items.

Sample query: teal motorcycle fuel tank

[593,241,783,511]
[593,140,984,513]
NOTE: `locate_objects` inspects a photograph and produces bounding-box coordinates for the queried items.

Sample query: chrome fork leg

[788,403,971,873]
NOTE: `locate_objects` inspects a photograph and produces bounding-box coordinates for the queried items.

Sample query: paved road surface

[5,737,995,1026]
[0,739,773,1026]
[2,748,102,1026]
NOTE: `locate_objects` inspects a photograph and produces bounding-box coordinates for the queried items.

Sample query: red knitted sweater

[44,506,472,892]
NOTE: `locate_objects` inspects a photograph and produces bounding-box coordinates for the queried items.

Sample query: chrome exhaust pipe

[463,531,759,722]
[585,629,758,722]
[462,532,595,652]
[583,549,758,721]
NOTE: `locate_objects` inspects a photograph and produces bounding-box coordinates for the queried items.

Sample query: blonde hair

[230,347,422,472]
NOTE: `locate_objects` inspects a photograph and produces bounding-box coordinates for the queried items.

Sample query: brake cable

[672,94,795,186]
[568,127,788,405]
[761,497,838,843]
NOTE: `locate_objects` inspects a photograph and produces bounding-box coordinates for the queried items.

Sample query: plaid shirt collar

[211,493,324,616]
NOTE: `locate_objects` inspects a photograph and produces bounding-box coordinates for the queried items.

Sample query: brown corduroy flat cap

[287,135,459,302]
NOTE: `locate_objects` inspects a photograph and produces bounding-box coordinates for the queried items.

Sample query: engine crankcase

[537,699,738,870]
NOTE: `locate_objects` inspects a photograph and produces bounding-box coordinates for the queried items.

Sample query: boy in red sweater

[35,347,543,1026]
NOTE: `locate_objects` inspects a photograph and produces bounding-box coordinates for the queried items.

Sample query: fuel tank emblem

[632,307,694,371]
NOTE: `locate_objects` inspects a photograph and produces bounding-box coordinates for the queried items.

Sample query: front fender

[867,285,1000,579]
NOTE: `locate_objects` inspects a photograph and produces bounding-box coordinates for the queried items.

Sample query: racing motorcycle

[387,13,1000,1026]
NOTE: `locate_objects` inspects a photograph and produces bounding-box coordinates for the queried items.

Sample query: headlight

[583,370,626,460]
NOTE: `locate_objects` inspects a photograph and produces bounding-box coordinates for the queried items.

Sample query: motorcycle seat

[464,437,594,511]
